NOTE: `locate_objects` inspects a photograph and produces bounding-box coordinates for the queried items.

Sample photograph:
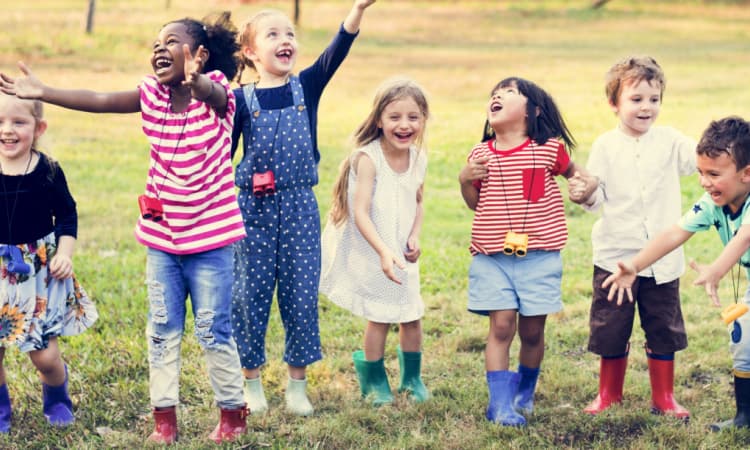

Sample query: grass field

[2,0,750,448]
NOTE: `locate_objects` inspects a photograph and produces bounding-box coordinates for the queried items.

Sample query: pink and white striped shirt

[135,71,246,254]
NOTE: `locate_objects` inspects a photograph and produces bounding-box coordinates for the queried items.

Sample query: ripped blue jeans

[146,246,244,409]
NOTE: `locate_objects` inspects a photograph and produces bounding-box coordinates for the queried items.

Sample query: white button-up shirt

[584,125,696,284]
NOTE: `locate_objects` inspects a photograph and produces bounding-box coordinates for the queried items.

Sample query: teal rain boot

[397,346,430,402]
[352,350,393,406]
[513,364,540,414]
[486,370,526,426]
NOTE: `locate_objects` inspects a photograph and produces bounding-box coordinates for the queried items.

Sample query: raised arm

[343,0,376,34]
[0,62,139,113]
[602,224,694,305]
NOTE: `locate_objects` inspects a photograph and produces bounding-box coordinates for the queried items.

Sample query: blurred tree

[86,0,95,33]
[592,0,611,7]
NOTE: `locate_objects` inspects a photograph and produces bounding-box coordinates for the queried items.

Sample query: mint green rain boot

[352,350,393,407]
[397,346,430,402]
[285,377,314,417]
[243,377,268,416]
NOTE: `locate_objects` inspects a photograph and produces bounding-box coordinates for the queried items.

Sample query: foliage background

[1,0,750,448]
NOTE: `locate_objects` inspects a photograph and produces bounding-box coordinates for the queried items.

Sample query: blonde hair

[329,77,429,226]
[605,56,666,106]
[236,9,290,83]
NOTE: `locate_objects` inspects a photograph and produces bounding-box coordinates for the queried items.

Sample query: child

[602,116,750,430]
[320,77,430,406]
[1,12,248,444]
[0,93,97,433]
[458,77,597,426]
[571,56,696,418]
[230,0,375,416]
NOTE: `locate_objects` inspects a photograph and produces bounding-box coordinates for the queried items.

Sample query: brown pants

[588,266,687,356]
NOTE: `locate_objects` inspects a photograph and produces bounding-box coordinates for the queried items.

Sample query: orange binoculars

[502,231,528,257]
[721,303,749,324]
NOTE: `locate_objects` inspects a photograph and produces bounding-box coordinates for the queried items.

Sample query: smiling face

[0,94,46,165]
[486,81,529,136]
[697,152,750,213]
[612,78,662,138]
[377,96,425,155]
[243,13,297,84]
[151,22,195,86]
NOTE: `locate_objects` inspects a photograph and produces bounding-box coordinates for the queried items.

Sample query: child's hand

[689,259,722,307]
[568,171,598,204]
[354,0,377,10]
[404,238,421,263]
[0,62,44,99]
[601,261,637,305]
[182,44,208,89]
[49,254,73,280]
[459,156,490,185]
[380,249,406,284]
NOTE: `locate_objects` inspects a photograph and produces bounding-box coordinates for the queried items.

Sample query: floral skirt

[0,232,97,352]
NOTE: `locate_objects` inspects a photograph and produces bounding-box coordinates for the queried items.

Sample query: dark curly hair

[697,116,750,169]
[167,11,240,81]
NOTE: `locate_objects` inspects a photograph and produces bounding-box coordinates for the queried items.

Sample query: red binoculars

[253,171,276,197]
[138,195,164,222]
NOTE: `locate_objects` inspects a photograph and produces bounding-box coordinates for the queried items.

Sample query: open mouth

[395,131,413,140]
[0,138,19,145]
[154,57,172,74]
[276,48,293,62]
[491,102,503,112]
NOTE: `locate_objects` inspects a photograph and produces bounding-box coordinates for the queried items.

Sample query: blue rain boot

[42,367,74,427]
[352,350,393,407]
[397,346,430,403]
[486,370,526,426]
[0,384,11,433]
[513,364,540,414]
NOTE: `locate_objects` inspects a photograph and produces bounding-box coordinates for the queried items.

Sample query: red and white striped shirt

[135,71,246,254]
[468,138,570,255]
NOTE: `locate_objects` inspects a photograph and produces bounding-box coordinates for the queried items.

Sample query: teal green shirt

[679,192,750,277]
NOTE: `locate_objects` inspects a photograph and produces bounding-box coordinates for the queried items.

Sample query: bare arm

[181,44,228,116]
[691,224,750,306]
[602,224,694,305]
[352,153,405,284]
[404,184,424,263]
[458,156,489,210]
[343,0,376,34]
[49,235,75,280]
[564,161,599,205]
[0,62,140,113]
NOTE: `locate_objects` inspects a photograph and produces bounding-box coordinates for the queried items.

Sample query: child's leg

[397,320,429,402]
[513,315,547,414]
[485,310,517,371]
[353,321,393,406]
[183,247,247,443]
[29,338,74,427]
[0,348,10,433]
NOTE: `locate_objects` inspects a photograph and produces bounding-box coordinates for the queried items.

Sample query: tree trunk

[294,0,300,25]
[592,0,611,8]
[86,0,95,34]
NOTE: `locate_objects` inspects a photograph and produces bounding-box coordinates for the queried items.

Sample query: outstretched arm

[458,156,489,210]
[564,161,599,205]
[603,224,694,305]
[343,0,376,34]
[691,224,750,306]
[0,62,139,113]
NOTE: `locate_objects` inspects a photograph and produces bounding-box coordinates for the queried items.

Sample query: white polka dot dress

[320,140,426,323]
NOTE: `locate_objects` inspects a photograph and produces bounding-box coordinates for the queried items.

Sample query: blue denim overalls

[232,76,323,369]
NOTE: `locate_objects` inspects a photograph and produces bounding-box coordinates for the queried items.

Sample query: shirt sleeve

[299,24,358,100]
[51,162,78,239]
[678,193,715,233]
[551,140,571,176]
[671,127,698,177]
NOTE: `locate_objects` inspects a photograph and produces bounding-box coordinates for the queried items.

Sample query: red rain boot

[583,354,628,414]
[208,405,248,443]
[647,352,690,420]
[147,406,178,444]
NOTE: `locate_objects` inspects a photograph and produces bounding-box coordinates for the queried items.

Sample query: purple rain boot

[42,366,74,427]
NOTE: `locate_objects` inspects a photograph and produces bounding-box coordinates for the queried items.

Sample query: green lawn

[2,1,750,448]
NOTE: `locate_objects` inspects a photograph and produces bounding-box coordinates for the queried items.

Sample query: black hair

[697,116,750,169]
[168,11,240,81]
[482,77,576,152]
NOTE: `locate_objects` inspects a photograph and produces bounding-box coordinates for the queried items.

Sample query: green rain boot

[352,350,393,407]
[397,346,430,402]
